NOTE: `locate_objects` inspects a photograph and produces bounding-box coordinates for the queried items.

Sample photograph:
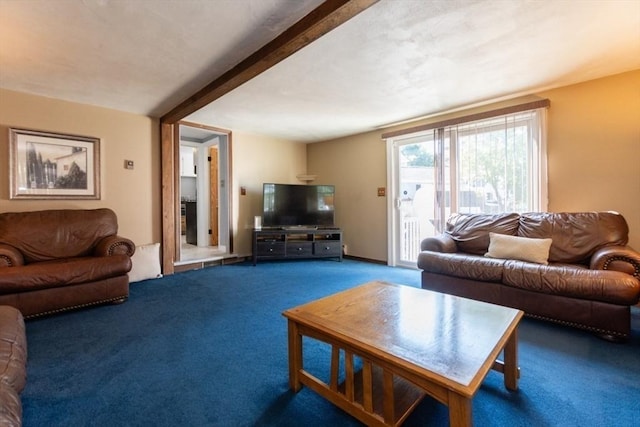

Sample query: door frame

[386,132,434,269]
[386,138,398,267]
[179,129,227,251]
[209,146,219,247]
[161,121,233,275]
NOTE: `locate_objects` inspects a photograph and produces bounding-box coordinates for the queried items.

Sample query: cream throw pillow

[485,232,552,265]
[128,243,163,283]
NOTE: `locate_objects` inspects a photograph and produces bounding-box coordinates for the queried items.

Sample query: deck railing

[402,216,421,262]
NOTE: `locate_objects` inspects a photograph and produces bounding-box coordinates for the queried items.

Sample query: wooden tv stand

[252,228,342,265]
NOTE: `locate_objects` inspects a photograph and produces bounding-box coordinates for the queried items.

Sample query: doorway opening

[176,123,231,264]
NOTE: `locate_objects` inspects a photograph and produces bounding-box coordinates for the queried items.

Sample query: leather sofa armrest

[420,234,457,253]
[590,245,640,279]
[94,236,136,257]
[0,244,24,268]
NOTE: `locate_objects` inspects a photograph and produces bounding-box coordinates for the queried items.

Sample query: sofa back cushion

[0,208,118,263]
[518,212,629,264]
[446,212,520,255]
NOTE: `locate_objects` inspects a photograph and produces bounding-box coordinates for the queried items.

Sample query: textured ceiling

[0,0,325,117]
[1,0,639,142]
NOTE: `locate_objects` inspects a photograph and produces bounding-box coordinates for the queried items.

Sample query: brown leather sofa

[417,212,640,340]
[0,305,27,426]
[0,208,135,318]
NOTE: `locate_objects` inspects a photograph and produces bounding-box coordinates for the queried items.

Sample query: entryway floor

[178,237,232,264]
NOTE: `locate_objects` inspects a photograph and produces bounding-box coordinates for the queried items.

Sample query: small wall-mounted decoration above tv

[262,183,335,228]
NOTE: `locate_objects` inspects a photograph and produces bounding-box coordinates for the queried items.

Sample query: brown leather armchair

[418,212,640,340]
[0,208,135,318]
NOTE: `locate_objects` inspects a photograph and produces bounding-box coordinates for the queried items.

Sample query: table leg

[287,320,303,392]
[448,392,472,427]
[503,327,519,391]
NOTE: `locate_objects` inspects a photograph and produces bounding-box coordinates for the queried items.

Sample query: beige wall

[540,70,640,249]
[307,133,388,261]
[231,131,307,256]
[0,89,161,247]
[308,69,640,260]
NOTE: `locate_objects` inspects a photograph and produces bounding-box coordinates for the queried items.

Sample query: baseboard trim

[174,255,386,273]
[174,255,246,273]
[343,255,387,265]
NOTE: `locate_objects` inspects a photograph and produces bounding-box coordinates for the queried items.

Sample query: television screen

[262,183,335,228]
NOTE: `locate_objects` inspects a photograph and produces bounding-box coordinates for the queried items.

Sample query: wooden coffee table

[282,281,523,427]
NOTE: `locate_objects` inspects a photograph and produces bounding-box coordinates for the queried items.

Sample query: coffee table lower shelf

[298,346,426,427]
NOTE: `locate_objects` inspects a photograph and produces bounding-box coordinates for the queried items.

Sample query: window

[386,102,548,266]
[434,109,547,229]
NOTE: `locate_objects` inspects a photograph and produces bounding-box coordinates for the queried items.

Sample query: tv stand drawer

[314,241,341,256]
[257,242,285,256]
[286,242,313,257]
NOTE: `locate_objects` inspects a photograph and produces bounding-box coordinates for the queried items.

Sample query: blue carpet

[22,259,640,426]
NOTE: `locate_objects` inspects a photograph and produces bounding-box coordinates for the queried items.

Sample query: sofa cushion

[417,252,506,282]
[485,232,552,265]
[446,212,520,255]
[0,209,118,263]
[0,255,132,293]
[518,212,629,264]
[502,260,640,305]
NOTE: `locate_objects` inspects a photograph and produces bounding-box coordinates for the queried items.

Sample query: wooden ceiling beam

[160,0,379,124]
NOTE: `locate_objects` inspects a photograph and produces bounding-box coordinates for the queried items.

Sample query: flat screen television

[262,183,335,228]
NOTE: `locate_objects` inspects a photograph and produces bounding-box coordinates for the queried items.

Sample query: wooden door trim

[209,146,219,246]
[161,122,232,275]
[161,122,176,274]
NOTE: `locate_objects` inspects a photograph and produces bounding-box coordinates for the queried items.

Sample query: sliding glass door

[388,134,441,268]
